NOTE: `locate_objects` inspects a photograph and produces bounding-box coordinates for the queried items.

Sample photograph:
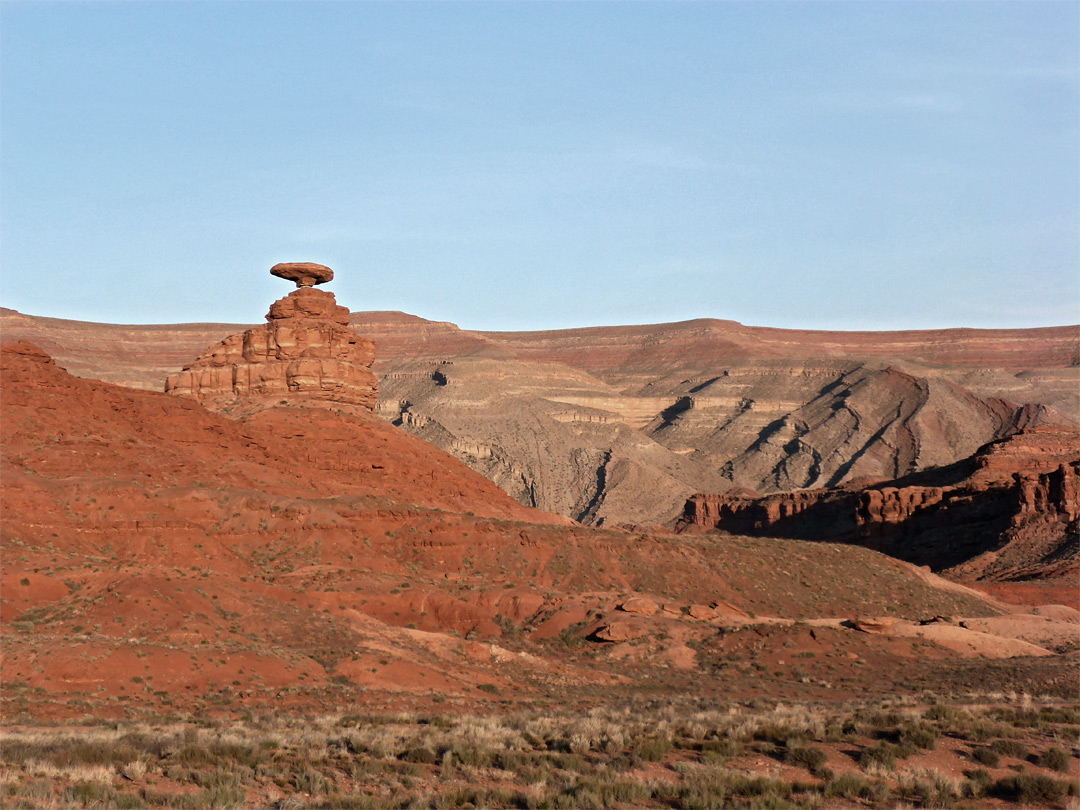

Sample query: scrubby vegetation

[1,698,1076,809]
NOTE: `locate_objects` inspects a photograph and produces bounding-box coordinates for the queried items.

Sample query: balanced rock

[271,262,334,288]
[165,264,377,413]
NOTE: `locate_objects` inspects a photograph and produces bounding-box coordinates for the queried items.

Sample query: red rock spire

[165,263,378,413]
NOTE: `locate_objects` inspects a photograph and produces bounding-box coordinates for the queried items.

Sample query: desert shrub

[61,782,117,806]
[293,768,329,796]
[825,772,889,803]
[970,747,1001,768]
[494,751,538,774]
[867,711,902,729]
[632,737,672,762]
[897,768,959,808]
[677,771,792,810]
[435,788,526,809]
[15,780,52,802]
[859,742,898,772]
[962,768,993,799]
[991,773,1068,804]
[212,742,264,769]
[114,794,148,810]
[785,745,828,775]
[899,724,939,750]
[314,795,382,810]
[753,723,803,746]
[188,786,245,809]
[923,704,967,724]
[700,739,743,759]
[989,739,1029,759]
[1038,707,1080,725]
[586,778,651,806]
[400,746,439,765]
[550,752,588,773]
[1039,746,1070,773]
[968,720,1018,743]
[446,743,493,769]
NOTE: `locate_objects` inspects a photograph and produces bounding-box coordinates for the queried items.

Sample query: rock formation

[6,303,1077,527]
[680,425,1080,580]
[270,261,334,287]
[165,264,377,412]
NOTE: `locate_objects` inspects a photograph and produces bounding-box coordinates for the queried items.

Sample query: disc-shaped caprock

[270,262,334,288]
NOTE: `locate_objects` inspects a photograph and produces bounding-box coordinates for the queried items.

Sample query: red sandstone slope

[0,341,554,523]
[10,341,1067,723]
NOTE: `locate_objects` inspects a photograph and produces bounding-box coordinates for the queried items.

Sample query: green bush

[753,723,804,746]
[400,746,439,764]
[700,739,743,758]
[61,782,117,807]
[962,768,993,799]
[970,747,1001,768]
[785,746,828,775]
[632,737,672,762]
[677,771,792,810]
[899,725,939,750]
[859,743,898,772]
[1039,746,1070,773]
[447,744,493,769]
[114,794,148,810]
[989,739,1028,759]
[991,773,1068,804]
[826,772,889,803]
[315,795,382,810]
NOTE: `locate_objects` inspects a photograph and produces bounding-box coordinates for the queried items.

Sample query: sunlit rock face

[165,265,378,413]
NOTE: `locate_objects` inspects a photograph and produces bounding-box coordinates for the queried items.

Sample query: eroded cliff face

[165,287,378,413]
[681,425,1080,580]
[5,305,1077,528]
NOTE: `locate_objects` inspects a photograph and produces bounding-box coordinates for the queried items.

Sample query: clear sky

[2,1,1077,331]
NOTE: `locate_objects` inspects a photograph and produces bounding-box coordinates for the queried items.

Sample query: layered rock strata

[681,425,1080,580]
[165,265,377,412]
[5,306,1077,528]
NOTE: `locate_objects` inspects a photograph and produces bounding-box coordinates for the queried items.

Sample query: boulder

[618,597,660,615]
[592,621,645,643]
[270,262,334,288]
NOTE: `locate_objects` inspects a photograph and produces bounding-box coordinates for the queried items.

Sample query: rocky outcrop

[270,261,334,287]
[5,305,1077,527]
[165,266,377,412]
[681,425,1080,580]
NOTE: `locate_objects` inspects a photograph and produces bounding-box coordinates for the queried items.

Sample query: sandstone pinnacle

[166,262,377,412]
[271,262,334,288]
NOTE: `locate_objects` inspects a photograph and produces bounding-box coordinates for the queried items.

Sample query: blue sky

[2,2,1077,330]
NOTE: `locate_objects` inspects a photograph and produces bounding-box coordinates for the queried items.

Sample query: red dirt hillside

[9,340,1076,726]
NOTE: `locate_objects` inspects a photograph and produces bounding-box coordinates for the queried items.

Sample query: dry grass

[1,697,1077,809]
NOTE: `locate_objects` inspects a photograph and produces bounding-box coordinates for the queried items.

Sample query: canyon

[3,306,1076,531]
[681,424,1078,583]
